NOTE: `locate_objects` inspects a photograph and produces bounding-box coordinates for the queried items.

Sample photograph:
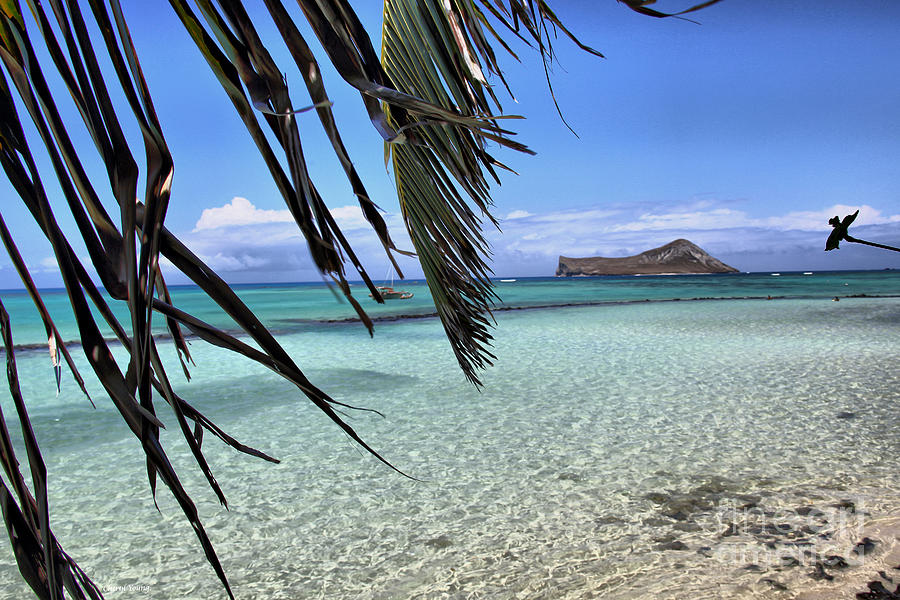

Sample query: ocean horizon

[0,270,898,598]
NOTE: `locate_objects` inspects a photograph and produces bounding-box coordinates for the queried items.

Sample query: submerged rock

[810,562,834,581]
[425,534,453,549]
[666,510,691,522]
[645,491,670,504]
[824,555,850,569]
[856,580,900,600]
[658,540,690,551]
[736,494,762,509]
[760,577,788,591]
[748,523,794,536]
[744,564,764,572]
[661,493,713,519]
[692,476,736,496]
[853,537,878,556]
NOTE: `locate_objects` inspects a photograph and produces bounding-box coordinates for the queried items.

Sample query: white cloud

[761,204,900,231]
[173,198,414,282]
[30,255,91,273]
[39,256,59,271]
[610,208,747,232]
[505,210,532,220]
[194,197,292,231]
[330,205,371,230]
[529,208,619,223]
[597,203,900,235]
[194,197,377,233]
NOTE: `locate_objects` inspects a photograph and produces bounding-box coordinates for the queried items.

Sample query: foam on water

[0,292,898,599]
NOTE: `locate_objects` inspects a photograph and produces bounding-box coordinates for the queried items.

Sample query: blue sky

[2,1,900,288]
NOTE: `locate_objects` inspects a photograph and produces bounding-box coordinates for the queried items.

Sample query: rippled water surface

[0,273,898,599]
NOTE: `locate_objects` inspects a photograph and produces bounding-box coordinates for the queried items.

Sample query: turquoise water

[4,271,898,347]
[0,272,898,599]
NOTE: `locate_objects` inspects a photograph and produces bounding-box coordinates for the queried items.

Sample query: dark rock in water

[595,515,620,526]
[775,523,795,534]
[879,571,894,583]
[556,239,738,276]
[824,555,850,569]
[834,499,857,513]
[645,491,670,504]
[722,522,741,537]
[674,522,701,532]
[737,493,762,504]
[743,505,768,518]
[692,476,735,495]
[749,523,794,536]
[781,556,801,567]
[856,580,900,600]
[802,523,827,535]
[810,562,834,581]
[662,493,713,518]
[837,411,857,419]
[558,472,582,481]
[653,534,677,544]
[697,546,714,558]
[425,535,453,549]
[760,577,788,591]
[853,537,877,556]
[744,564,764,572]
[643,516,673,527]
[658,540,690,551]
[736,495,762,509]
[796,506,819,517]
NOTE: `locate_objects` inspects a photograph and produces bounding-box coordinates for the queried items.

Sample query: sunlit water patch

[0,295,897,599]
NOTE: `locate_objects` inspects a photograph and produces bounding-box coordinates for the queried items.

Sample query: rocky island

[556,239,738,276]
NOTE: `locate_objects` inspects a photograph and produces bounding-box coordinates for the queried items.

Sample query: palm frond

[380,0,602,382]
[380,0,723,382]
[0,0,722,596]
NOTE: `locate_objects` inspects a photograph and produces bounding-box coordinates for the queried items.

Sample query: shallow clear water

[0,274,898,599]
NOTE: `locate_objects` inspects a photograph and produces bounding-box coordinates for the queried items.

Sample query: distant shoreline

[0,268,897,294]
[4,292,898,354]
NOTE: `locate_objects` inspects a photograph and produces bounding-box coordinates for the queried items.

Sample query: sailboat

[375,286,413,300]
[369,268,413,300]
